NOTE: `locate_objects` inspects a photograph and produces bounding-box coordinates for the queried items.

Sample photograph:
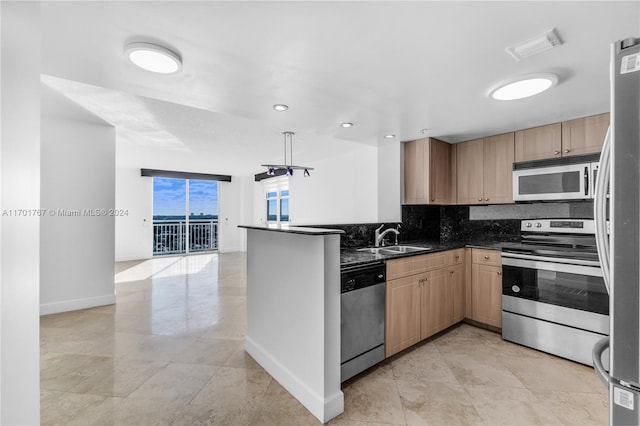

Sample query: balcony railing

[153,219,218,255]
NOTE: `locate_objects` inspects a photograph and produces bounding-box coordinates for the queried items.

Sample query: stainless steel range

[501,219,609,366]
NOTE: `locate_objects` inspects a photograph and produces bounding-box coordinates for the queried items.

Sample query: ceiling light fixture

[124,42,182,74]
[261,132,314,177]
[273,104,289,111]
[419,128,428,135]
[340,122,354,128]
[489,73,558,101]
[384,134,396,139]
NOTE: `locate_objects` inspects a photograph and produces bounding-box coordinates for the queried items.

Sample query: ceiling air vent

[506,29,563,61]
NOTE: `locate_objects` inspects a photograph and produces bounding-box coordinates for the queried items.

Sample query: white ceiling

[39,1,640,176]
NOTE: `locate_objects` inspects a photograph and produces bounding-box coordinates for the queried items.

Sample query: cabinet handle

[564,149,570,153]
[478,197,483,201]
[431,198,435,202]
[553,150,560,155]
[484,198,489,201]
[484,255,490,260]
[455,255,460,260]
[497,271,502,275]
[450,271,454,275]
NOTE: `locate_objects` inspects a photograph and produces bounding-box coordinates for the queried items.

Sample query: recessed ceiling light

[273,104,289,111]
[384,134,396,139]
[124,42,182,74]
[340,122,354,128]
[489,73,558,101]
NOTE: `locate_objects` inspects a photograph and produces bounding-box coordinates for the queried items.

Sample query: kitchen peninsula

[239,224,345,424]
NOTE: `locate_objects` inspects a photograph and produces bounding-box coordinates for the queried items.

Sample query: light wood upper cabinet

[457,133,514,205]
[514,123,562,162]
[404,137,456,205]
[515,113,609,162]
[456,138,484,204]
[561,113,609,157]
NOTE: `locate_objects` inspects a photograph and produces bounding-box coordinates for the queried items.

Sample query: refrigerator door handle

[593,336,610,388]
[594,126,611,293]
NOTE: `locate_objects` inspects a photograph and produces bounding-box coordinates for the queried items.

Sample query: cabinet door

[471,264,502,328]
[456,139,484,204]
[482,133,514,204]
[561,113,609,156]
[514,123,562,162]
[430,138,455,204]
[404,139,426,204]
[449,264,465,324]
[421,268,449,339]
[386,275,421,357]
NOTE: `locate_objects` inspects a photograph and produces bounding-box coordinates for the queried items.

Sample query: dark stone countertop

[340,239,518,267]
[239,224,344,236]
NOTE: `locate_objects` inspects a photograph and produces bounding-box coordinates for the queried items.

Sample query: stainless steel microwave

[512,154,601,201]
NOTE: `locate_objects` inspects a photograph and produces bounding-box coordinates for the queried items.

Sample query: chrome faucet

[375,224,401,247]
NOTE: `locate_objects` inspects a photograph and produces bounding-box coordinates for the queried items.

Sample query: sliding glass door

[152,177,219,255]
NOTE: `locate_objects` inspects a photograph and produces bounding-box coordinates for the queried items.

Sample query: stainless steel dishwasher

[340,261,386,382]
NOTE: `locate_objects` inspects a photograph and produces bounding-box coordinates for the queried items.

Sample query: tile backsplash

[311,201,594,248]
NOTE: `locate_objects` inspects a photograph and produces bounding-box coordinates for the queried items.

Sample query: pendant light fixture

[261,132,314,177]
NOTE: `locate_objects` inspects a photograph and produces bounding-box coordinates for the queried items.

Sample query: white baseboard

[40,294,116,315]
[245,336,343,423]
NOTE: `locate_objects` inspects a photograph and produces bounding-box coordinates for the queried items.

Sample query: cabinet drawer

[471,248,501,266]
[387,251,449,281]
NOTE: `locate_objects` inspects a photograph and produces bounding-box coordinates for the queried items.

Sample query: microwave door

[513,163,590,201]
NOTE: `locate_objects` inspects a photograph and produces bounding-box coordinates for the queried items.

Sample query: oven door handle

[501,255,603,277]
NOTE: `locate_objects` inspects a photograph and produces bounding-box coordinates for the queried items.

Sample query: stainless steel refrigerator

[593,36,640,425]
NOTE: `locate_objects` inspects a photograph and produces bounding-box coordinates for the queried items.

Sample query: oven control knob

[535,222,542,228]
[511,285,521,293]
[525,222,533,228]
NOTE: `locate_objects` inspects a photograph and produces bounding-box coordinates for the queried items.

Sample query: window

[152,177,219,255]
[264,177,289,224]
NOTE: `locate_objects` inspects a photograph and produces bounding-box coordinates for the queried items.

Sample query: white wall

[378,141,402,222]
[253,143,382,226]
[0,2,41,423]
[40,113,116,314]
[115,163,252,260]
[115,165,153,261]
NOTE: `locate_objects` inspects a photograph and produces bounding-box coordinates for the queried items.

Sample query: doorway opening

[152,177,219,255]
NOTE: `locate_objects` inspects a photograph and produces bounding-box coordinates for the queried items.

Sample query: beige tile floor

[41,252,608,425]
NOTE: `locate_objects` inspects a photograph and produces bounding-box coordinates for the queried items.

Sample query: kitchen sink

[356,245,432,255]
[381,245,432,254]
[356,247,387,254]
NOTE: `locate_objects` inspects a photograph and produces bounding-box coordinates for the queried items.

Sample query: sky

[153,177,219,217]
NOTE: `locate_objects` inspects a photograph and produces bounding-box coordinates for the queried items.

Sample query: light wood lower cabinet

[450,263,465,324]
[470,249,502,328]
[385,274,421,356]
[386,250,466,358]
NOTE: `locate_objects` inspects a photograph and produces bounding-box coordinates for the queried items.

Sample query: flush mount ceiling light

[340,122,354,128]
[273,104,289,111]
[384,134,396,139]
[489,73,558,101]
[124,42,182,74]
[261,132,314,177]
[419,128,429,135]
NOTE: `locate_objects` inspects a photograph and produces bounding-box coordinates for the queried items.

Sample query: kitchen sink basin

[356,245,432,255]
[356,247,387,254]
[381,245,431,254]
